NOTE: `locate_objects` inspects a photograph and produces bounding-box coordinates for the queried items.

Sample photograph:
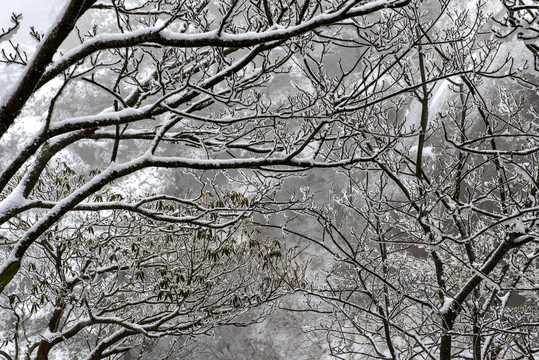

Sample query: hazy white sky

[0,0,65,40]
[0,0,65,104]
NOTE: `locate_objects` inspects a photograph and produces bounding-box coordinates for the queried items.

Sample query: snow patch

[109,167,168,198]
[440,296,454,315]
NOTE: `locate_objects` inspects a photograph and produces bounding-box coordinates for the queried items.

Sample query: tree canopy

[0,0,537,359]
